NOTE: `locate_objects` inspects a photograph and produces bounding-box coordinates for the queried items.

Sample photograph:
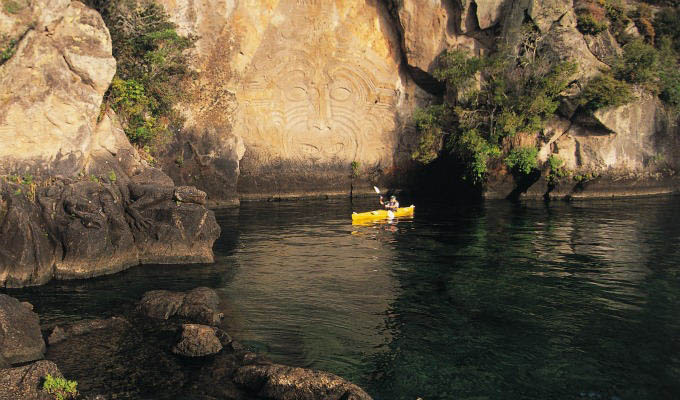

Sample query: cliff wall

[0,1,220,287]
[155,0,680,201]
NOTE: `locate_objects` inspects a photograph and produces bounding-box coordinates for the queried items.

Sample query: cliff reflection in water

[6,197,680,400]
[363,199,680,400]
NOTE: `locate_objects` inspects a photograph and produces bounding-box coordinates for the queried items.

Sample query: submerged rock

[138,287,224,325]
[48,317,131,345]
[172,324,223,357]
[0,360,62,400]
[234,364,373,400]
[0,294,45,365]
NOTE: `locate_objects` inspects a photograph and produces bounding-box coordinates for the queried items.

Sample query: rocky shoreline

[0,156,221,288]
[0,288,373,400]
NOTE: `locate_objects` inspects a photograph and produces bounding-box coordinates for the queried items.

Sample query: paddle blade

[373,186,380,194]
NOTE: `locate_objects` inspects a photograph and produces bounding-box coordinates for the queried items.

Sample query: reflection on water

[5,196,680,399]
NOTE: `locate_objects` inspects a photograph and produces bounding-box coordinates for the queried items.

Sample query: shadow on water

[2,196,680,400]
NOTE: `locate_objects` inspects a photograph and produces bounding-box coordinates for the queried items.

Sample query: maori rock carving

[235,0,402,166]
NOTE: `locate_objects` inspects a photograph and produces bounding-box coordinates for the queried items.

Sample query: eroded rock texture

[157,0,428,201]
[234,364,373,400]
[0,0,115,176]
[0,2,220,287]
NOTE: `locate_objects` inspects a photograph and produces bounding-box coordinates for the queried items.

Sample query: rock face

[0,294,45,365]
[235,364,373,400]
[0,360,63,400]
[0,0,115,177]
[150,0,680,201]
[156,0,425,201]
[0,2,221,288]
[0,167,221,287]
[1,0,678,212]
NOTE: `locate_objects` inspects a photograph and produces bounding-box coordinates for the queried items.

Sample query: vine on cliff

[85,0,195,146]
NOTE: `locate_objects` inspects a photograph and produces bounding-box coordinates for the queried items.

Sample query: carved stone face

[239,49,397,163]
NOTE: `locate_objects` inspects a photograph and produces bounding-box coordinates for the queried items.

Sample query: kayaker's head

[390,195,396,201]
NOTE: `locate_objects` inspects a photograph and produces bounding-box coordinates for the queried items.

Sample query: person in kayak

[380,195,399,212]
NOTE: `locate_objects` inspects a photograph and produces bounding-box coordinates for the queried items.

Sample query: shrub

[654,6,680,52]
[85,0,195,145]
[411,28,576,183]
[412,105,446,164]
[631,4,656,42]
[433,49,483,92]
[350,161,360,178]
[575,1,609,35]
[547,154,568,184]
[505,147,539,175]
[578,73,633,111]
[42,374,78,400]
[0,37,17,65]
[613,39,659,85]
[656,37,680,110]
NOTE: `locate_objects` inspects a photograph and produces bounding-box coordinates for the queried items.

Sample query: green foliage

[350,161,360,178]
[108,170,117,183]
[657,37,680,110]
[433,49,483,92]
[631,3,656,43]
[577,13,609,35]
[89,174,100,183]
[42,374,78,400]
[86,0,195,145]
[547,154,568,184]
[2,0,25,14]
[412,105,446,164]
[654,6,680,52]
[613,39,659,85]
[451,128,501,183]
[412,29,577,183]
[575,0,609,35]
[505,147,538,175]
[0,37,17,65]
[578,73,633,111]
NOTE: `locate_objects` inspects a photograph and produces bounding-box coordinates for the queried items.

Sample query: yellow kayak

[351,205,415,222]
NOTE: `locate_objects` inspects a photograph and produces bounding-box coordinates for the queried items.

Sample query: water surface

[7,196,680,399]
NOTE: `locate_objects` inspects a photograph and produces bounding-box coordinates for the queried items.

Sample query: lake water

[7,196,680,399]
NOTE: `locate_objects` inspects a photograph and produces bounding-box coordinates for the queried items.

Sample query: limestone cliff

[0,1,220,288]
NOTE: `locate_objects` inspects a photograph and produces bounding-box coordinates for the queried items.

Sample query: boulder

[0,294,45,365]
[172,324,223,357]
[177,287,223,325]
[138,290,187,320]
[0,360,63,400]
[235,364,373,400]
[138,287,223,325]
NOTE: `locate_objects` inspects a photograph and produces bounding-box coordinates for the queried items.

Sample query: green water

[7,196,680,399]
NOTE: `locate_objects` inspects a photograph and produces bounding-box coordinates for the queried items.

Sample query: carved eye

[285,86,308,102]
[330,86,352,101]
